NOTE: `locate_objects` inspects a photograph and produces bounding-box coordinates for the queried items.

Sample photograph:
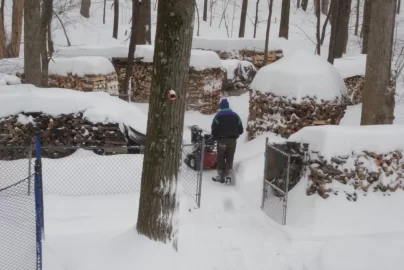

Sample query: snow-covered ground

[2,0,404,269]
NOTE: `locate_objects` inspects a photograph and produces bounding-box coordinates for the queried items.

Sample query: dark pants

[216,138,237,176]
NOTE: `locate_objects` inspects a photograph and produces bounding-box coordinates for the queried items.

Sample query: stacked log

[247,91,348,140]
[212,49,283,68]
[0,113,135,160]
[16,72,119,95]
[344,76,364,105]
[307,150,404,200]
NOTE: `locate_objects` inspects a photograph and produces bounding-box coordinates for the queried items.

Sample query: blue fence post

[35,135,45,240]
[34,135,43,270]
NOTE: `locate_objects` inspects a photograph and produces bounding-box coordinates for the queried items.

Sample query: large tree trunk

[203,0,208,21]
[137,0,151,44]
[10,0,24,57]
[80,0,91,18]
[301,0,308,11]
[253,0,260,38]
[40,0,53,87]
[362,0,371,54]
[113,0,119,39]
[24,0,41,86]
[322,0,329,15]
[334,0,351,58]
[327,0,340,64]
[0,0,6,58]
[361,0,396,125]
[279,0,290,39]
[264,0,274,64]
[238,0,248,37]
[123,0,141,95]
[136,0,195,248]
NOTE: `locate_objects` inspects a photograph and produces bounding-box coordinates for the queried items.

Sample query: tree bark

[322,0,329,15]
[10,0,24,57]
[0,0,6,58]
[137,0,151,44]
[253,0,260,38]
[314,0,319,17]
[24,0,41,86]
[334,0,351,58]
[316,0,321,54]
[279,0,290,39]
[40,0,54,87]
[327,0,340,64]
[398,0,401,14]
[203,0,208,21]
[238,0,248,37]
[136,0,195,248]
[354,0,360,36]
[103,0,106,24]
[297,0,301,8]
[264,0,274,64]
[301,0,308,11]
[80,0,91,18]
[362,0,371,54]
[361,0,396,125]
[113,0,119,39]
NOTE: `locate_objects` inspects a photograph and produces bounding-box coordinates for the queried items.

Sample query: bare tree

[279,0,290,39]
[136,0,195,248]
[10,0,24,57]
[137,0,151,44]
[362,0,371,54]
[361,0,397,125]
[24,0,41,86]
[203,0,208,21]
[398,0,401,14]
[239,0,248,37]
[314,0,319,17]
[301,0,308,11]
[327,0,340,64]
[103,0,106,24]
[80,0,91,18]
[264,0,274,64]
[334,0,351,58]
[0,0,6,58]
[354,0,360,36]
[195,0,200,36]
[253,0,260,38]
[322,0,329,15]
[113,0,119,39]
[297,0,301,8]
[316,0,321,54]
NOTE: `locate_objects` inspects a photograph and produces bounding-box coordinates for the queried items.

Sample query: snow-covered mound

[192,37,282,52]
[250,50,347,101]
[0,73,21,85]
[334,54,367,79]
[56,45,223,71]
[0,85,147,134]
[49,56,116,76]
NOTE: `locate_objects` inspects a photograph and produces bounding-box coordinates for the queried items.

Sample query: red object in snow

[203,151,217,169]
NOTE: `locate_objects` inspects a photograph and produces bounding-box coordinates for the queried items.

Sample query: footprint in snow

[223,197,235,212]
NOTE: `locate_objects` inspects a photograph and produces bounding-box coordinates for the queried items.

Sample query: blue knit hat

[219,99,229,109]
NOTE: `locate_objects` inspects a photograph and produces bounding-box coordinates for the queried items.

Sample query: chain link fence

[0,146,42,270]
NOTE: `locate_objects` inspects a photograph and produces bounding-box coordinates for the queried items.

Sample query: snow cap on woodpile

[250,50,347,102]
[49,56,116,76]
[334,54,367,79]
[0,73,21,85]
[0,84,147,136]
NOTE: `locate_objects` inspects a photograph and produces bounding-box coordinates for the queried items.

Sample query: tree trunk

[0,0,6,58]
[10,0,24,57]
[398,0,401,14]
[322,0,329,15]
[103,0,106,24]
[24,0,41,86]
[321,2,332,45]
[264,0,274,64]
[238,0,248,37]
[316,0,321,54]
[297,0,301,8]
[113,0,119,39]
[314,0,319,17]
[354,0,360,36]
[253,0,260,38]
[136,0,195,248]
[362,0,371,54]
[80,0,91,18]
[279,0,290,39]
[327,0,340,64]
[203,0,208,21]
[40,0,54,87]
[137,0,151,44]
[301,0,308,11]
[361,0,396,125]
[334,0,351,58]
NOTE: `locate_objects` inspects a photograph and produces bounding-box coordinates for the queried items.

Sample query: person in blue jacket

[211,98,243,183]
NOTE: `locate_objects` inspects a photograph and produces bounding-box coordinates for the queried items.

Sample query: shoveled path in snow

[43,170,290,270]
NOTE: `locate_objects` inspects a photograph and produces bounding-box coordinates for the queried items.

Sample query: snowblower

[184,125,217,171]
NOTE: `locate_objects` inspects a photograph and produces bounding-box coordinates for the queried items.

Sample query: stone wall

[344,76,364,105]
[112,58,224,115]
[247,91,347,140]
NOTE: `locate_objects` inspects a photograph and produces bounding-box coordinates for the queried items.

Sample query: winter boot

[212,170,225,183]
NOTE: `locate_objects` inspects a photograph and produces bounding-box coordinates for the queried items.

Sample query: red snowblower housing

[184,125,217,171]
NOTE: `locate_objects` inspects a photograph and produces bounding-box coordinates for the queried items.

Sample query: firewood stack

[247,91,348,140]
[0,113,133,160]
[16,72,119,95]
[209,49,284,69]
[307,150,404,201]
[343,76,364,105]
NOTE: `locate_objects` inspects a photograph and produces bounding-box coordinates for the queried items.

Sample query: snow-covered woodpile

[112,45,225,114]
[344,76,364,105]
[221,60,257,92]
[288,125,404,201]
[215,49,283,68]
[247,51,348,140]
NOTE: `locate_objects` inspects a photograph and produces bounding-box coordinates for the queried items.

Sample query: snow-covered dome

[250,50,347,102]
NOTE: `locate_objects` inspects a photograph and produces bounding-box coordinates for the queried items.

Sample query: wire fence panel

[0,147,41,270]
[261,142,290,225]
[181,143,203,207]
